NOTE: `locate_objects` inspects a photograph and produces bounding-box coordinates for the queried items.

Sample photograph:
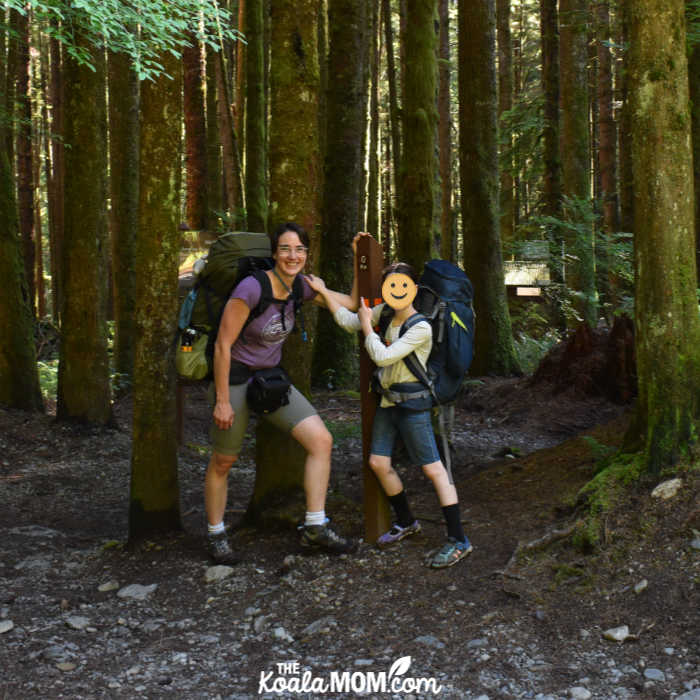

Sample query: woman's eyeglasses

[277,245,308,256]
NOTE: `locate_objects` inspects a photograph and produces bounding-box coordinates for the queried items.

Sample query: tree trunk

[108,51,140,377]
[129,51,182,539]
[366,0,380,239]
[560,0,596,327]
[245,0,268,233]
[623,0,700,472]
[689,10,700,279]
[57,39,112,424]
[383,0,402,202]
[438,0,454,261]
[618,9,635,235]
[252,0,323,519]
[596,0,620,307]
[497,0,514,251]
[0,48,43,412]
[398,0,438,269]
[48,33,64,323]
[183,34,208,231]
[313,0,368,389]
[206,45,223,231]
[540,0,562,218]
[16,8,36,316]
[459,0,520,376]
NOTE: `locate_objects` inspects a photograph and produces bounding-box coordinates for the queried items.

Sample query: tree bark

[205,45,223,231]
[245,0,268,232]
[623,0,700,472]
[0,46,43,412]
[438,0,454,261]
[459,0,520,376]
[108,50,140,377]
[16,8,36,316]
[383,0,402,204]
[129,51,183,539]
[398,0,438,269]
[689,9,700,279]
[540,0,562,218]
[252,0,323,519]
[366,0,380,239]
[313,0,368,389]
[560,0,596,326]
[497,0,514,251]
[183,34,208,231]
[57,39,112,424]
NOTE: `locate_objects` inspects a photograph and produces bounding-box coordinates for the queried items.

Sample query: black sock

[442,503,465,542]
[388,491,415,528]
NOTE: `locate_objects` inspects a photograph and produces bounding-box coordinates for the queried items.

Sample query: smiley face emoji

[382,272,418,311]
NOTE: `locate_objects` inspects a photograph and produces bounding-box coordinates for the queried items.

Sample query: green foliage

[581,435,616,465]
[513,330,559,375]
[4,0,243,81]
[325,419,361,442]
[37,359,58,402]
[687,0,700,51]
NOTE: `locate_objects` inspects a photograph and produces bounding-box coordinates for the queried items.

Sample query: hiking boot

[376,520,421,549]
[207,532,241,565]
[300,522,357,554]
[429,536,473,569]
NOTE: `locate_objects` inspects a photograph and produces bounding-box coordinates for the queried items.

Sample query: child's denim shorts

[370,405,441,467]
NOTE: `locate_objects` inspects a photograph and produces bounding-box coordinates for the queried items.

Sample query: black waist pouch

[246,367,292,414]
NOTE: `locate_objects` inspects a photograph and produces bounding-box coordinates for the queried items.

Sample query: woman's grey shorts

[208,382,317,457]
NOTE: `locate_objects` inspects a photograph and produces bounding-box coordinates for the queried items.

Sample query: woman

[205,222,359,564]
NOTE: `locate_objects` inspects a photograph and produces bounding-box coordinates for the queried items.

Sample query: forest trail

[0,375,698,699]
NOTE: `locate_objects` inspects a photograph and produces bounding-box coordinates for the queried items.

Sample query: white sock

[208,522,226,535]
[304,510,326,527]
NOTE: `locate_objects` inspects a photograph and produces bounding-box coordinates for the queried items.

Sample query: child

[307,262,472,568]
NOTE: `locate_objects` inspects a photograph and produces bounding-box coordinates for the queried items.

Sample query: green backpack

[176,231,305,380]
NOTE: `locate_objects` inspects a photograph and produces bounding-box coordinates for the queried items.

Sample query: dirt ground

[1,365,699,699]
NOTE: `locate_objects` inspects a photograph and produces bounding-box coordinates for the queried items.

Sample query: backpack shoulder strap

[396,313,435,398]
[378,304,394,338]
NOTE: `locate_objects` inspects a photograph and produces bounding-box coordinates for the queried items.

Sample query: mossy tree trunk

[128,52,182,539]
[245,0,268,233]
[313,0,368,389]
[560,0,597,327]
[108,50,140,377]
[689,12,700,279]
[57,38,112,424]
[0,52,43,412]
[383,0,402,207]
[398,0,437,270]
[458,0,520,376]
[250,0,323,520]
[623,0,700,473]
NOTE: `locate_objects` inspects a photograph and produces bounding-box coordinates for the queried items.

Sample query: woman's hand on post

[305,273,327,294]
[213,400,235,430]
[352,231,369,258]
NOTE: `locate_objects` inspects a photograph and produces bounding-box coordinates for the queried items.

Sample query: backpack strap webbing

[245,270,306,339]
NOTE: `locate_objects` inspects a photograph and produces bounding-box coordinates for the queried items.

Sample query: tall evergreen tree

[458,0,519,376]
[689,1,700,277]
[57,35,112,424]
[0,48,43,411]
[108,50,140,376]
[183,34,208,231]
[129,51,183,538]
[559,0,596,326]
[313,0,368,388]
[398,0,438,270]
[623,0,700,472]
[438,0,454,261]
[252,0,323,518]
[245,0,268,232]
[497,0,514,250]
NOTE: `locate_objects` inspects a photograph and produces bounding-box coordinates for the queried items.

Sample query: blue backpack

[376,260,475,474]
[377,259,475,406]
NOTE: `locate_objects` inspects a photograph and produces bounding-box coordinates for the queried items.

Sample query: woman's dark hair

[271,222,310,253]
[382,261,418,284]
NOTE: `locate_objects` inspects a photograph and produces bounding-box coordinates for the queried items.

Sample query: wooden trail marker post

[356,235,391,542]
